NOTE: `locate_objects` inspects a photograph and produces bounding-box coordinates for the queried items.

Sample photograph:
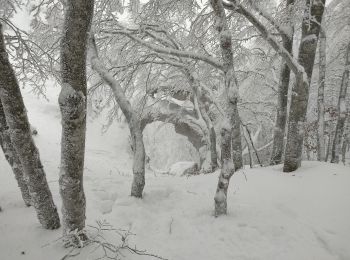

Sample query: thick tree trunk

[317,30,327,161]
[283,0,325,172]
[0,101,31,206]
[331,42,350,163]
[59,0,94,234]
[214,122,235,216]
[0,24,60,229]
[210,0,243,171]
[270,0,294,165]
[89,37,145,198]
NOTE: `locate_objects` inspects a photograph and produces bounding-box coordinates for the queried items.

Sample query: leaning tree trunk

[0,24,59,229]
[270,0,294,165]
[89,36,145,198]
[317,29,327,161]
[331,42,350,163]
[211,0,243,171]
[283,0,325,172]
[59,0,94,235]
[0,101,31,206]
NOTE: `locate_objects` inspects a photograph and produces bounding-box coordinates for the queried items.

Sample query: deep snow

[0,86,349,260]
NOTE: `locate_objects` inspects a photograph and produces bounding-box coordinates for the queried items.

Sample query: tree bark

[331,42,350,163]
[59,0,94,234]
[210,0,243,171]
[283,0,326,172]
[89,36,145,198]
[214,122,235,216]
[0,101,31,206]
[317,29,327,161]
[0,24,60,229]
[270,0,294,165]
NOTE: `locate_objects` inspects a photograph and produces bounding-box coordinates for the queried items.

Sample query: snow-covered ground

[0,87,349,260]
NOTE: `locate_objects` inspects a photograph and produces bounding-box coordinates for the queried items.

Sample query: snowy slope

[0,87,349,260]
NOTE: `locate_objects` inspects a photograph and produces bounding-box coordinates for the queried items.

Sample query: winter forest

[0,0,349,259]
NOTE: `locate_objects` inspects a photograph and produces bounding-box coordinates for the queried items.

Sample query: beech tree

[0,23,60,229]
[59,0,94,235]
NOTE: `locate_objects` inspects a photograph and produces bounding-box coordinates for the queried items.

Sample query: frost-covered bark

[331,42,350,163]
[283,0,325,172]
[0,101,31,206]
[211,0,243,171]
[0,24,59,229]
[270,0,294,165]
[317,29,327,161]
[89,36,145,198]
[59,0,94,234]
[214,122,235,216]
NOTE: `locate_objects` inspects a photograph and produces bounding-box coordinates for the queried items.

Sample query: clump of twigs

[59,220,168,260]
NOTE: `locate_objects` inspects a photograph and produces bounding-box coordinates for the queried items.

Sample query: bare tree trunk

[0,24,60,229]
[317,29,327,161]
[211,0,238,216]
[59,0,94,234]
[283,0,325,172]
[211,0,243,171]
[331,42,350,163]
[242,126,253,168]
[215,123,235,216]
[89,36,145,198]
[270,0,294,165]
[0,101,31,206]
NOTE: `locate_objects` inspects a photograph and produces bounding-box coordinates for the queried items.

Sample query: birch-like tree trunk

[283,0,325,172]
[89,37,145,198]
[331,42,350,163]
[59,0,94,234]
[0,101,31,206]
[270,0,294,165]
[0,24,60,229]
[317,29,327,161]
[211,0,243,171]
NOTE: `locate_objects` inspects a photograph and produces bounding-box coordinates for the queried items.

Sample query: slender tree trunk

[270,0,294,165]
[0,101,31,206]
[186,71,218,171]
[211,0,239,216]
[317,29,327,161]
[89,36,145,198]
[0,24,60,229]
[59,0,94,234]
[331,42,350,163]
[242,126,253,168]
[210,0,243,171]
[214,122,235,216]
[283,0,325,172]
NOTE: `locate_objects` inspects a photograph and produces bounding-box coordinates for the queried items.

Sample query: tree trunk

[89,36,146,198]
[0,101,31,206]
[0,24,60,229]
[283,0,325,172]
[59,0,94,234]
[214,122,235,216]
[317,29,327,161]
[270,0,294,165]
[210,0,243,171]
[331,42,350,163]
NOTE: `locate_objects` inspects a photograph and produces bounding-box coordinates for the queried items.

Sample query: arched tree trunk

[270,0,294,165]
[0,24,59,229]
[0,101,31,206]
[59,0,94,235]
[317,29,327,161]
[210,0,243,171]
[331,42,350,163]
[89,36,145,198]
[283,0,325,172]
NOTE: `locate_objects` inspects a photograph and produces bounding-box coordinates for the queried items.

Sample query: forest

[0,0,349,259]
